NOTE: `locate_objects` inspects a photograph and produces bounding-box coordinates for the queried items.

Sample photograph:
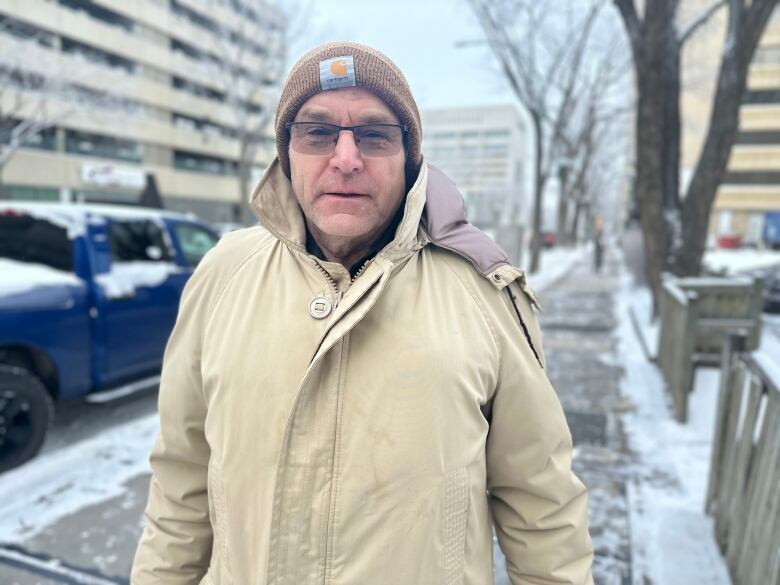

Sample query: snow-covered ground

[704,248,780,275]
[526,245,589,292]
[618,275,732,585]
[0,413,158,542]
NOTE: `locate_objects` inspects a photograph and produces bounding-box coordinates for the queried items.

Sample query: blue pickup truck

[0,203,220,472]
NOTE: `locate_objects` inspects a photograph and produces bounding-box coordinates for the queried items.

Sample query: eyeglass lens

[289,123,404,157]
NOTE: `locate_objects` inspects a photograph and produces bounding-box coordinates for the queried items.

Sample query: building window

[484,143,509,155]
[736,130,780,145]
[62,37,136,74]
[174,149,238,176]
[0,16,56,47]
[483,129,510,138]
[65,129,143,162]
[58,0,135,33]
[173,112,237,140]
[724,170,780,185]
[171,0,215,31]
[753,44,780,66]
[743,89,780,104]
[3,185,60,201]
[1,120,57,151]
[171,38,214,63]
[172,75,225,102]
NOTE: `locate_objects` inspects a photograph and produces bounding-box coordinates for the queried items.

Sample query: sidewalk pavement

[492,244,731,585]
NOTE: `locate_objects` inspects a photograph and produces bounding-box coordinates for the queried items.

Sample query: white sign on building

[80,164,146,189]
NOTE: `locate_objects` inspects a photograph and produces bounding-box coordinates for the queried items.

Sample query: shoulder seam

[505,284,544,370]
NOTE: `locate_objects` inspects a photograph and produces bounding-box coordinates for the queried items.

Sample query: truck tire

[0,365,54,473]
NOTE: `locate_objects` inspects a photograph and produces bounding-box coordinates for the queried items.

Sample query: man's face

[289,87,407,243]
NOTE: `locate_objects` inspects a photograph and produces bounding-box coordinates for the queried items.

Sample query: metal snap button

[309,296,332,319]
[492,273,502,282]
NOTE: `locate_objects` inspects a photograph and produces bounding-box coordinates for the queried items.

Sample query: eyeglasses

[286,122,408,157]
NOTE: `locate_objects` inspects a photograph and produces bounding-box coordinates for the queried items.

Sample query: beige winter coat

[131,160,594,585]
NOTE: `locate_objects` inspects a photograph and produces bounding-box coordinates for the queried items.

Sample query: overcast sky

[290,0,516,111]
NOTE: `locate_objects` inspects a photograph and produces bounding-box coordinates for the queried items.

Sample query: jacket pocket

[442,467,469,585]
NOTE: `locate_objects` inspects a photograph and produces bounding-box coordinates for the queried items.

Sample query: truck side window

[108,220,173,262]
[173,223,218,267]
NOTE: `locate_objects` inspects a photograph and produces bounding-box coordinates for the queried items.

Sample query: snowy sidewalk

[493,245,732,585]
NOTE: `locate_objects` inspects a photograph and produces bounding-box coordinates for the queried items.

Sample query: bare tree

[614,0,778,311]
[556,33,632,245]
[466,0,607,273]
[0,19,136,196]
[204,0,312,225]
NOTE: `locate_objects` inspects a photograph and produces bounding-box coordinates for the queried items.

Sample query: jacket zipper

[313,261,340,298]
[351,259,372,283]
[313,258,373,297]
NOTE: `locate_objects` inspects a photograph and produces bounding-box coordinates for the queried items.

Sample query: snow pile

[0,413,158,541]
[704,248,780,275]
[95,261,184,299]
[617,273,732,585]
[0,258,84,298]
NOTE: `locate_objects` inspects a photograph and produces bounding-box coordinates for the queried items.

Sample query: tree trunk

[621,0,681,314]
[529,112,545,273]
[672,1,777,277]
[570,196,583,243]
[556,176,570,246]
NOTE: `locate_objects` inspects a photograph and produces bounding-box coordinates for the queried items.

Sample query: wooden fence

[706,334,780,585]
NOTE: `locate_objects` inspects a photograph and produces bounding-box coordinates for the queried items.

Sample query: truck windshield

[0,214,74,272]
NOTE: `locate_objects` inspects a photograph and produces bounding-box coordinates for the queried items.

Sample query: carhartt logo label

[320,55,356,90]
[330,59,348,76]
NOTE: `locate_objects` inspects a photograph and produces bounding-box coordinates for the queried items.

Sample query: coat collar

[249,157,428,259]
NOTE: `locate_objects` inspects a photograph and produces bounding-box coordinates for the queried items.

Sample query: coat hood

[249,158,527,291]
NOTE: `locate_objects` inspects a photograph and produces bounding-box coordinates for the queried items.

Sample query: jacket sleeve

[131,258,215,585]
[486,281,594,585]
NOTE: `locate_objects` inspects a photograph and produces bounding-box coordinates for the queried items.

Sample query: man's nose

[330,130,364,174]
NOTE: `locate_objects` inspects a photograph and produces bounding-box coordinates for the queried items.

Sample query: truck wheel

[0,366,54,473]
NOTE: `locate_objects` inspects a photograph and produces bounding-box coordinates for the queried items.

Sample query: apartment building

[0,0,284,224]
[680,3,780,245]
[421,104,527,227]
[716,6,780,244]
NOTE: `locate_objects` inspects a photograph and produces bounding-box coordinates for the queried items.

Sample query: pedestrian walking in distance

[131,41,594,585]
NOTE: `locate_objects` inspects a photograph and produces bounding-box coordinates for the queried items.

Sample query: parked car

[0,203,220,472]
[758,265,780,313]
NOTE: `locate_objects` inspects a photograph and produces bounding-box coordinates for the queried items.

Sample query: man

[132,41,593,585]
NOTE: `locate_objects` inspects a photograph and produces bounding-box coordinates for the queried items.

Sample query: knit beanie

[275,41,423,183]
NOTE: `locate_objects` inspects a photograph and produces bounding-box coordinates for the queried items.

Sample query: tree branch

[678,0,727,45]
